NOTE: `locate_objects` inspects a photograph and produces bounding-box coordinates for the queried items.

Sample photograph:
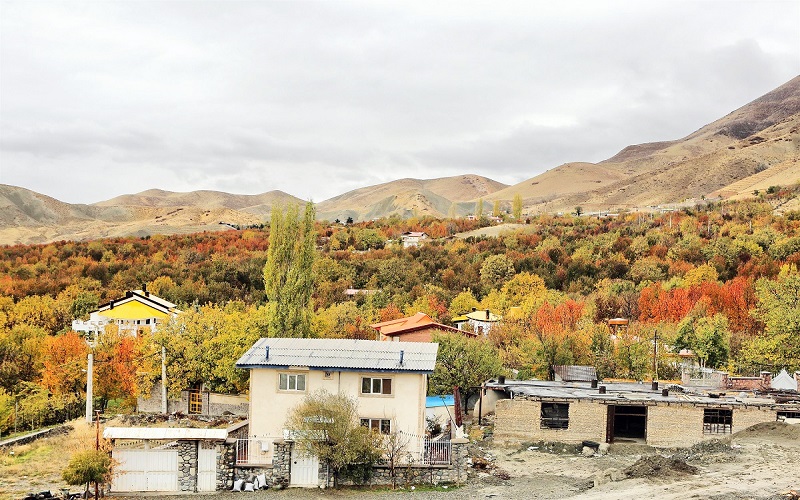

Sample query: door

[111,449,179,492]
[289,446,319,487]
[197,447,217,492]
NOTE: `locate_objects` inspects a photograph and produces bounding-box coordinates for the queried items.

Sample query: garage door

[112,449,179,492]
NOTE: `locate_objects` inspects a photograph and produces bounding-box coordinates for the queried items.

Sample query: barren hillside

[497,75,800,213]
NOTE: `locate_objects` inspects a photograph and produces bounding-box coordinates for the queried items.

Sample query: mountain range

[1,76,798,245]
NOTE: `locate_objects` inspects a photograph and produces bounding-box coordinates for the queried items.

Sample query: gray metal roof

[236,338,438,373]
[103,427,228,440]
[484,380,800,408]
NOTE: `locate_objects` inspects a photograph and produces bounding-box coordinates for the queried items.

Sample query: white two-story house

[235,338,438,476]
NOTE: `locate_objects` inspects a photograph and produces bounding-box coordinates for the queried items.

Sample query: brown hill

[0,185,299,245]
[494,75,800,213]
[316,174,508,221]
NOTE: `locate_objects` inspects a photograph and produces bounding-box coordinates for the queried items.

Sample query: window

[703,408,732,434]
[188,389,202,414]
[360,418,391,434]
[777,411,800,421]
[279,373,306,392]
[361,377,392,395]
[540,403,569,429]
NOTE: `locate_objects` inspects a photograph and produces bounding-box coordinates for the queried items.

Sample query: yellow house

[72,287,181,337]
[235,338,438,470]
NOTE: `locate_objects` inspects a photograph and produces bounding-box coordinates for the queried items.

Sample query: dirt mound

[732,421,800,442]
[624,455,699,479]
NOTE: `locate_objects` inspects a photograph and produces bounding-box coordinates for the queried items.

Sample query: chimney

[662,388,669,397]
[760,371,772,388]
[498,375,506,384]
[109,300,115,309]
[486,310,490,320]
[598,386,606,394]
[591,379,598,389]
[264,346,270,360]
[651,381,659,391]
[471,307,477,312]
[399,350,404,366]
[143,283,149,296]
[125,291,132,298]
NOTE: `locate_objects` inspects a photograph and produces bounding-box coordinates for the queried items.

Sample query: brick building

[486,380,800,448]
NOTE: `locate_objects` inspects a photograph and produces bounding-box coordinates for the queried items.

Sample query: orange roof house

[371,312,472,343]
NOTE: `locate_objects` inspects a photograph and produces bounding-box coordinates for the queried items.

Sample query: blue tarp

[426,395,455,408]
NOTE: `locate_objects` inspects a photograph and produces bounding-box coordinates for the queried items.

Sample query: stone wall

[177,441,198,492]
[137,381,248,417]
[217,442,235,491]
[231,440,290,489]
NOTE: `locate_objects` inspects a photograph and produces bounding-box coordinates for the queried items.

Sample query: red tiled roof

[371,312,465,336]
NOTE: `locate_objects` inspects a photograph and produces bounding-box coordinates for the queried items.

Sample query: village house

[371,312,471,342]
[400,231,429,248]
[234,338,439,487]
[483,379,800,448]
[452,308,501,335]
[71,286,180,337]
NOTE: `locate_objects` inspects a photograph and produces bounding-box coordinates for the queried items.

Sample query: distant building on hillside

[452,309,501,336]
[401,231,429,248]
[371,312,470,342]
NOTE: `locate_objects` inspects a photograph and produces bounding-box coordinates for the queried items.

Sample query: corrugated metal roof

[103,427,228,440]
[426,395,455,408]
[236,338,438,373]
[553,365,597,382]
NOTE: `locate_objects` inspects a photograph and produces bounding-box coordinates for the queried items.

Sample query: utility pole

[86,350,94,424]
[161,345,167,414]
[653,331,659,383]
[85,327,98,424]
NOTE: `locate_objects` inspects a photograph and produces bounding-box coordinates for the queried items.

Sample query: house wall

[478,388,508,414]
[248,368,428,456]
[383,329,435,343]
[494,399,606,445]
[495,397,798,448]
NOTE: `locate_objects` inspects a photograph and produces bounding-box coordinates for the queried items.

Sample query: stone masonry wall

[231,440,290,489]
[217,442,235,491]
[177,441,198,492]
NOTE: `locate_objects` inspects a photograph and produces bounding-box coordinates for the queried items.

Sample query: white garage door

[112,449,179,492]
[197,447,217,492]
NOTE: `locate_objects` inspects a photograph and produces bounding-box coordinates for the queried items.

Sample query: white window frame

[279,372,307,392]
[361,376,392,396]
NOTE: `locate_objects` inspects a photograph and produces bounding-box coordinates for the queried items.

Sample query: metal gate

[111,449,179,492]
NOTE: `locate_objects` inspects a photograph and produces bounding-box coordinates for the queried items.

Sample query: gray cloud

[0,0,798,204]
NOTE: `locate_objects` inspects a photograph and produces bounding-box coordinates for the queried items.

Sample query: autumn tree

[512,193,523,220]
[286,390,383,487]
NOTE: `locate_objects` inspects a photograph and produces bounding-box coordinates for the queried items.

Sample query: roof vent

[486,310,490,320]
[142,283,149,296]
[126,291,132,298]
[265,346,270,360]
[399,350,404,366]
[651,381,659,391]
[598,386,606,394]
[109,300,115,309]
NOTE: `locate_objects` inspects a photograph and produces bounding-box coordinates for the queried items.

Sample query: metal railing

[421,438,452,465]
[235,437,280,465]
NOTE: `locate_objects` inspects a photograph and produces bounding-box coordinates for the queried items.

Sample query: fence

[235,437,280,465]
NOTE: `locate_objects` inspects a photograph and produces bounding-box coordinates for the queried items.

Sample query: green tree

[512,194,523,221]
[286,390,383,487]
[429,333,503,410]
[675,314,730,368]
[492,200,501,217]
[476,198,484,219]
[264,202,317,338]
[480,254,515,290]
[62,449,112,498]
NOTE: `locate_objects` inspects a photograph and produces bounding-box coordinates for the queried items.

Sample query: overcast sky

[1,1,798,204]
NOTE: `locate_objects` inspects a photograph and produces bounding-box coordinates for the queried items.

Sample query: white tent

[771,369,798,391]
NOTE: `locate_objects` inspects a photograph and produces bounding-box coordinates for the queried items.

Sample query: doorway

[606,405,647,443]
